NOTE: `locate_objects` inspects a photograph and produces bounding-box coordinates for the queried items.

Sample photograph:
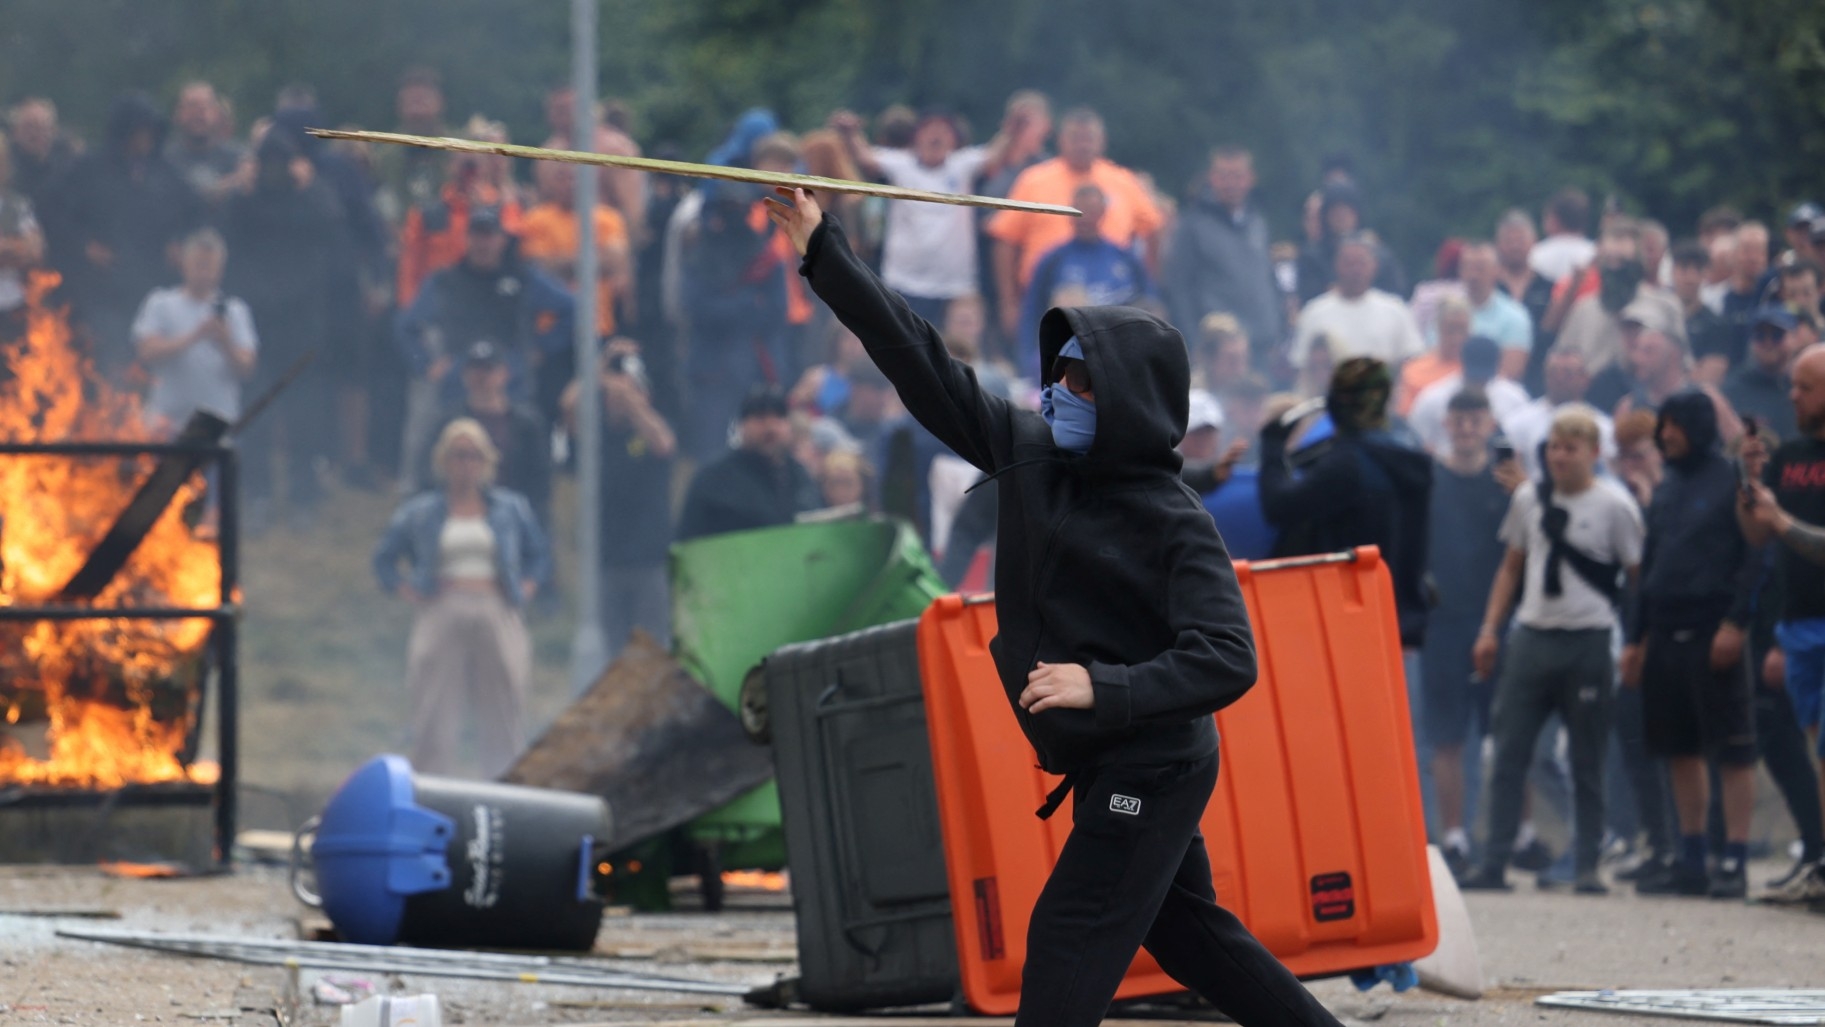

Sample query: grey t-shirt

[131,286,258,425]
[1498,477,1643,631]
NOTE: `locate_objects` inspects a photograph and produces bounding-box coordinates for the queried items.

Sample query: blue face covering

[1042,385,1097,453]
[1042,337,1095,453]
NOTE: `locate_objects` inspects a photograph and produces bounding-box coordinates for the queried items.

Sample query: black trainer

[1442,844,1473,883]
[1709,861,1748,900]
[1457,865,1513,892]
[1617,853,1673,883]
[1510,838,1555,872]
[1635,860,1709,896]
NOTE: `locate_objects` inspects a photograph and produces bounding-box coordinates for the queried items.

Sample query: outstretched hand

[763,187,824,258]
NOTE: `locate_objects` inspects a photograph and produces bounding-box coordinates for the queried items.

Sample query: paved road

[1,862,1817,1026]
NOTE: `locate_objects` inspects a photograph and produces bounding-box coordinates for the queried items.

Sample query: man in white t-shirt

[1407,336,1531,456]
[131,227,258,434]
[1460,406,1642,895]
[1502,346,1617,478]
[1529,186,1597,283]
[1289,234,1424,371]
[831,109,1014,323]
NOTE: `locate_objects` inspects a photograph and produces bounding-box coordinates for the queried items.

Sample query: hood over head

[269,107,327,159]
[1038,306,1188,477]
[105,91,167,153]
[1656,389,1719,468]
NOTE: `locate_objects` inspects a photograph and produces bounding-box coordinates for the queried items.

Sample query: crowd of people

[9,73,1825,904]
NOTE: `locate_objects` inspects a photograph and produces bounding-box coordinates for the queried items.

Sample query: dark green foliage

[1,0,1819,269]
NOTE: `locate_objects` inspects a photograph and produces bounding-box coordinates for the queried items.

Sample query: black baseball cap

[464,339,504,366]
[738,385,790,420]
[1753,305,1799,335]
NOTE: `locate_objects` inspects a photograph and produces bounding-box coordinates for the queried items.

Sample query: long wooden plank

[306,128,1082,217]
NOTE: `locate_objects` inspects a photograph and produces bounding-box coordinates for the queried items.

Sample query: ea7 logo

[1109,794,1142,816]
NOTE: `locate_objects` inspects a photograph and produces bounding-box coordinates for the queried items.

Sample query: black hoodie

[44,93,203,324]
[1258,421,1434,646]
[801,216,1257,776]
[1631,390,1753,642]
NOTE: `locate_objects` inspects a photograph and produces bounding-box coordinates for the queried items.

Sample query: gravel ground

[2,860,1819,1027]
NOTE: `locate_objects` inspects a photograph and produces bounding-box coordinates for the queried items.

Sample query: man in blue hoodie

[769,187,1343,1027]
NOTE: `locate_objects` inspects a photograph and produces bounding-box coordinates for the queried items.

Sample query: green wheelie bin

[669,515,948,877]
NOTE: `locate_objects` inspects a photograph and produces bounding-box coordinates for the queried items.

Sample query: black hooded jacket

[801,216,1257,775]
[1258,422,1434,646]
[43,93,203,323]
[1631,391,1754,642]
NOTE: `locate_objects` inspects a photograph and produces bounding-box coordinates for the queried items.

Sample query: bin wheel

[743,976,800,1009]
[696,842,725,912]
[739,666,770,745]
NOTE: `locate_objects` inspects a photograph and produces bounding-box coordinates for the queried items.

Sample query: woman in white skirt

[373,418,550,778]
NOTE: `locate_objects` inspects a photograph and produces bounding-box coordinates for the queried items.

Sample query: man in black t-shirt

[1742,346,1825,801]
[564,339,678,660]
[1672,241,1736,385]
[425,341,554,530]
[1422,388,1518,877]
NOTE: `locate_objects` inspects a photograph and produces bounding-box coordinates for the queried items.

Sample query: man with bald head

[1460,239,1534,380]
[1740,345,1825,897]
[1723,222,1772,360]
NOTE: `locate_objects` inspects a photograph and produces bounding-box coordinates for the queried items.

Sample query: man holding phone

[1422,388,1522,876]
[132,227,257,433]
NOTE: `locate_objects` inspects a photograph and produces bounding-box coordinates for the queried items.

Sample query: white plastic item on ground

[1413,844,1485,999]
[339,994,441,1027]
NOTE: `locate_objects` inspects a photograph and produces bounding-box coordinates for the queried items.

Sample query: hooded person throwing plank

[766,186,1344,1027]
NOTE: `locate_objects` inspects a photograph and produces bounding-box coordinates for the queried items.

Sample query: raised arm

[767,188,1016,474]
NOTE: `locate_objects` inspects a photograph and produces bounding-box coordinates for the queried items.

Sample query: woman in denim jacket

[374,418,550,777]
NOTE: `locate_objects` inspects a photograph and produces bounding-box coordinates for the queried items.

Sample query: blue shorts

[1775,618,1825,749]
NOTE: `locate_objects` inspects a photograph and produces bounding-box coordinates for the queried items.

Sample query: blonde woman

[373,418,549,778]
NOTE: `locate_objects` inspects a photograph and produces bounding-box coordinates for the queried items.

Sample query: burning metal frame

[0,434,239,869]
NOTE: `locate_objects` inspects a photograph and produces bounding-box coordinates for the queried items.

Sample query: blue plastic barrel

[305,755,612,950]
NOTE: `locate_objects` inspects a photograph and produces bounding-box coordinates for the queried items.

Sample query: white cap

[1187,388,1225,433]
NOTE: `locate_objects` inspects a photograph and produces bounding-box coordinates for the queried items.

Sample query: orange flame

[0,273,220,788]
[720,870,789,892]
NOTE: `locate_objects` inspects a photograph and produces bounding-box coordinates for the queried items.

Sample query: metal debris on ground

[1537,989,1825,1024]
[56,927,756,997]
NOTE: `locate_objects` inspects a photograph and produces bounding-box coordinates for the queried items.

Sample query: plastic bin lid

[310,754,455,945]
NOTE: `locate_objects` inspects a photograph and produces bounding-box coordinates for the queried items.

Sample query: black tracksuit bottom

[1015,753,1344,1027]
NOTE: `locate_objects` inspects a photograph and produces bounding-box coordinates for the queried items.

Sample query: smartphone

[1492,436,1517,465]
[212,296,228,319]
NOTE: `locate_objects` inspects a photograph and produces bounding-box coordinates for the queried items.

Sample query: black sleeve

[1087,500,1258,726]
[520,410,554,530]
[801,216,1017,475]
[1181,463,1222,495]
[1256,437,1360,528]
[1628,508,1658,644]
[675,474,715,542]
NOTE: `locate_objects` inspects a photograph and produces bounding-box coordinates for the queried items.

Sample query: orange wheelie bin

[915,546,1437,1015]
